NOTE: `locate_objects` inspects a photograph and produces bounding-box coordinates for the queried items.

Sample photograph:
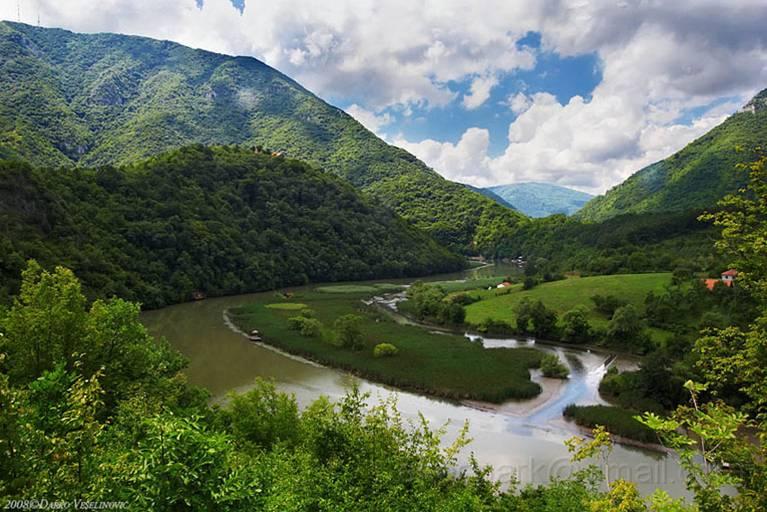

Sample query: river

[141,265,689,497]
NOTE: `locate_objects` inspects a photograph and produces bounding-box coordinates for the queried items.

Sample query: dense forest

[0,21,525,253]
[0,145,463,308]
[578,93,767,222]
[497,209,721,275]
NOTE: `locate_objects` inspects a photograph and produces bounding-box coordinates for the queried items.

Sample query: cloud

[506,92,533,115]
[393,128,493,186]
[462,74,499,110]
[344,104,393,135]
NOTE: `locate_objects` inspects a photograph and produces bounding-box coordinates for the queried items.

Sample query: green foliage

[540,353,569,379]
[502,209,720,275]
[0,146,463,308]
[221,379,300,450]
[578,99,767,222]
[372,343,399,358]
[591,294,628,318]
[561,306,592,343]
[515,298,558,338]
[606,304,650,352]
[0,21,524,254]
[334,314,364,350]
[287,316,322,337]
[405,282,467,325]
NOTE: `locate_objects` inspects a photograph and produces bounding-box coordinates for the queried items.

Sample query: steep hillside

[578,90,767,222]
[0,21,524,252]
[0,146,463,307]
[485,182,593,217]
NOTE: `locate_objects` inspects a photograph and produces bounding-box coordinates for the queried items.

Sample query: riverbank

[226,285,547,403]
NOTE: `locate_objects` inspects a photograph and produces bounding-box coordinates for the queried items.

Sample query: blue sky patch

[352,36,602,156]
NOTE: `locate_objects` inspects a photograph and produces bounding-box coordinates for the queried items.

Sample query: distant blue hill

[484,182,593,217]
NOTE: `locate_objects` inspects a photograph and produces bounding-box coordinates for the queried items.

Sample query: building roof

[721,269,739,277]
[704,279,720,291]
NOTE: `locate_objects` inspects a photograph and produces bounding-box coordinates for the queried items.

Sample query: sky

[2,0,767,193]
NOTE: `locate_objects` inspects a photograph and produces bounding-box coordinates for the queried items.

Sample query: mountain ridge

[485,182,593,217]
[578,90,767,222]
[0,21,525,253]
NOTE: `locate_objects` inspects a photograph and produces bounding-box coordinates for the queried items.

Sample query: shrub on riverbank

[563,404,657,444]
[540,354,569,379]
[373,343,399,358]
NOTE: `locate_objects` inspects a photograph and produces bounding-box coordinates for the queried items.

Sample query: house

[191,290,206,301]
[496,281,513,289]
[703,269,738,291]
[721,269,738,286]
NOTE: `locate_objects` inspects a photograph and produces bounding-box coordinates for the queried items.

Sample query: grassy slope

[228,287,544,402]
[578,101,767,222]
[464,273,672,332]
[0,21,524,253]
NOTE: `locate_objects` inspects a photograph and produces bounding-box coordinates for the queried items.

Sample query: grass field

[229,288,544,402]
[265,303,309,310]
[314,283,404,294]
[464,273,672,334]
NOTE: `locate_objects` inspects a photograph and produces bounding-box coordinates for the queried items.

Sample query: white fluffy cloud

[3,0,766,192]
[344,104,393,135]
[462,74,499,110]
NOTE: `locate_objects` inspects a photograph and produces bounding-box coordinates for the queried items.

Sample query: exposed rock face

[741,88,767,114]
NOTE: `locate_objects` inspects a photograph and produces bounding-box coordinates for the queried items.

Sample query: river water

[141,266,689,497]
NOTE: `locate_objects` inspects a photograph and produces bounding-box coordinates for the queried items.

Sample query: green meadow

[464,273,673,334]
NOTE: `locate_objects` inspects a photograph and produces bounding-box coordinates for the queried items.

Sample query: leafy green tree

[591,294,629,318]
[221,379,300,450]
[334,314,365,350]
[562,306,592,343]
[530,301,558,339]
[606,304,647,350]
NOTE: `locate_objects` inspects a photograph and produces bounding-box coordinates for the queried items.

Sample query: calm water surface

[141,265,689,496]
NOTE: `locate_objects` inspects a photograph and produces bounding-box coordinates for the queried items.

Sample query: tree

[591,294,628,318]
[438,302,466,324]
[562,306,591,343]
[530,301,558,339]
[222,379,300,449]
[606,304,646,349]
[334,314,364,350]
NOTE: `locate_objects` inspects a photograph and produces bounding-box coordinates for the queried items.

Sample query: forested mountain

[578,89,767,222]
[0,145,463,308]
[0,21,524,252]
[485,182,593,217]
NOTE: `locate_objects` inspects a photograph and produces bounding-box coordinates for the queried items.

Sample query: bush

[540,353,569,379]
[522,277,537,290]
[287,316,322,337]
[516,299,558,338]
[373,343,399,358]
